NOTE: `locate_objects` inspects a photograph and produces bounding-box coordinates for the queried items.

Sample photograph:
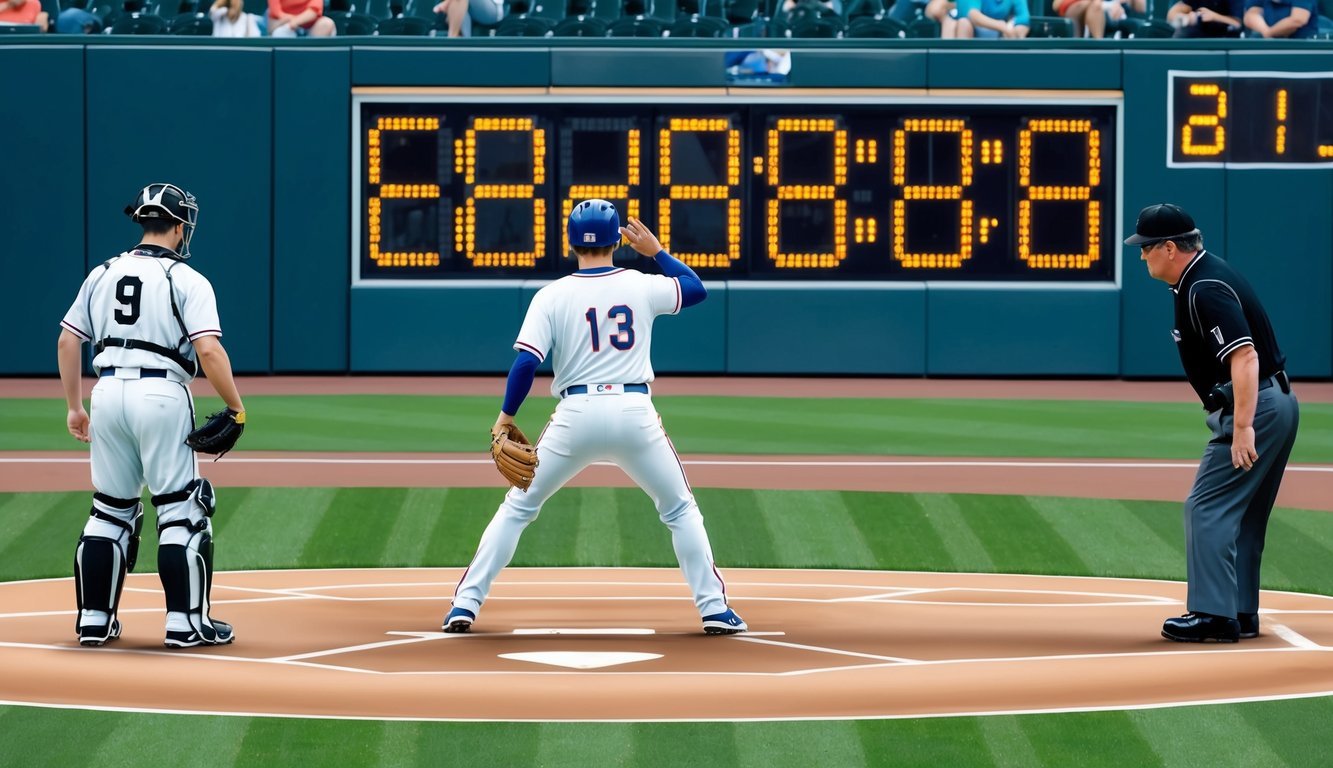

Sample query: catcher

[57,182,245,649]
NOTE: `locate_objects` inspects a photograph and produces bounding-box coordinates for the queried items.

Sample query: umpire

[1127,203,1299,643]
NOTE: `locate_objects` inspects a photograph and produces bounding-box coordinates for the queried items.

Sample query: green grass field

[2,394,1331,766]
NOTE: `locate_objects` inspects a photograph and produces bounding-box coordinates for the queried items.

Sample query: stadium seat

[723,0,760,22]
[109,10,169,31]
[769,0,837,34]
[495,12,556,33]
[790,12,843,34]
[552,13,607,32]
[1124,16,1171,36]
[904,13,937,34]
[846,13,903,35]
[607,10,665,33]
[667,12,727,33]
[327,9,379,32]
[377,13,432,32]
[0,23,41,32]
[1026,14,1072,36]
[169,10,213,32]
[842,0,884,20]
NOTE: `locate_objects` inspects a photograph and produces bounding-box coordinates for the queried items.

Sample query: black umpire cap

[1124,203,1201,246]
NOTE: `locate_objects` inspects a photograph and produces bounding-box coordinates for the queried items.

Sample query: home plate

[499,651,663,669]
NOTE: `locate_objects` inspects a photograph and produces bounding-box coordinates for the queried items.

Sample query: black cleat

[1238,612,1260,639]
[165,620,235,648]
[1162,612,1240,643]
[79,619,121,647]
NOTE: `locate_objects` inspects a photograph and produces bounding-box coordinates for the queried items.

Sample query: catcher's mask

[567,198,621,250]
[125,182,199,260]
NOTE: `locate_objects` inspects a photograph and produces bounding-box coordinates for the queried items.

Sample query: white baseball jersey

[60,248,222,380]
[515,267,682,396]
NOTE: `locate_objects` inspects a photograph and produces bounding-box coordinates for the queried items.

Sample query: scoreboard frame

[350,88,1126,289]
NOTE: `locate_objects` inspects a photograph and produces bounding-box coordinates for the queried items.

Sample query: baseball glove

[490,423,538,491]
[186,408,246,458]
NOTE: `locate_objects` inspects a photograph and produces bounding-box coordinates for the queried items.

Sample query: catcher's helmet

[567,199,621,249]
[124,182,199,259]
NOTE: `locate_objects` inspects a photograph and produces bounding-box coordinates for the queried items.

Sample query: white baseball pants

[453,391,730,618]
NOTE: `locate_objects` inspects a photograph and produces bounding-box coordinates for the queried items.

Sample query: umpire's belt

[1204,371,1290,413]
[560,383,649,398]
[99,368,169,379]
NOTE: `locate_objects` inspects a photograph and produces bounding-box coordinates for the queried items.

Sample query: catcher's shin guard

[158,533,233,647]
[75,537,127,646]
[74,496,143,646]
[156,479,232,648]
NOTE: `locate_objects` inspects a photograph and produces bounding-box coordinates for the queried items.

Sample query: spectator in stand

[55,0,101,32]
[212,0,262,35]
[924,0,954,29]
[268,0,335,35]
[0,0,48,30]
[1167,0,1242,36]
[431,0,503,36]
[887,0,929,21]
[1054,0,1145,38]
[945,0,1029,36]
[1243,0,1317,37]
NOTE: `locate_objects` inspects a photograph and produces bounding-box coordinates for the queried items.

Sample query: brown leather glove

[490,423,538,491]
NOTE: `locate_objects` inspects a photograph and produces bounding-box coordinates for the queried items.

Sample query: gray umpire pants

[1184,383,1299,618]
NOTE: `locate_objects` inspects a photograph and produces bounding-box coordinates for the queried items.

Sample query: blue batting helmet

[567,199,621,249]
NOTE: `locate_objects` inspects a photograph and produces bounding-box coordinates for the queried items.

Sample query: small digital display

[1169,71,1333,167]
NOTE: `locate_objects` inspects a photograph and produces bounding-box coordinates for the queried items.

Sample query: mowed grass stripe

[298,488,402,566]
[857,717,994,767]
[842,491,958,572]
[415,723,540,766]
[374,721,420,768]
[954,495,1089,574]
[977,716,1043,768]
[733,721,867,767]
[1260,512,1333,595]
[0,707,123,767]
[380,488,450,568]
[214,488,337,570]
[1235,698,1333,767]
[96,713,250,768]
[536,723,634,768]
[1028,498,1182,581]
[0,491,84,581]
[6,394,1332,462]
[694,489,781,569]
[1130,704,1290,767]
[574,488,623,566]
[234,717,385,765]
[914,493,996,572]
[630,723,742,768]
[613,489,681,567]
[1021,711,1162,767]
[753,491,878,568]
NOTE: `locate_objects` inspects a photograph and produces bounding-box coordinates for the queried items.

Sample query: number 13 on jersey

[585,305,635,352]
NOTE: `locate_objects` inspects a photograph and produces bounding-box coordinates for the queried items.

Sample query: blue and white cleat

[702,609,748,635]
[442,606,475,633]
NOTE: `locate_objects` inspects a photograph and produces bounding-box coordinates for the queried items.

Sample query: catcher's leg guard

[155,479,233,648]
[74,494,143,646]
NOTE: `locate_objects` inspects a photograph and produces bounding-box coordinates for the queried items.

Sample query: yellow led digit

[766,118,848,269]
[1181,83,1227,157]
[561,127,641,256]
[658,117,742,269]
[1017,119,1101,270]
[366,116,441,268]
[456,117,547,268]
[1275,89,1288,156]
[891,118,973,269]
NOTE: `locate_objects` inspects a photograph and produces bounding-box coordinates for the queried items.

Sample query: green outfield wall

[2,39,1329,377]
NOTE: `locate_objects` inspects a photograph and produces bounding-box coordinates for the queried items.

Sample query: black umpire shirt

[1171,250,1285,405]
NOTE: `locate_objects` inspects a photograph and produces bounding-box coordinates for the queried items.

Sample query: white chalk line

[4,456,1331,472]
[1269,622,1330,651]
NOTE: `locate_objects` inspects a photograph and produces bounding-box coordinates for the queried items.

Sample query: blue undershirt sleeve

[501,350,542,416]
[654,249,708,308]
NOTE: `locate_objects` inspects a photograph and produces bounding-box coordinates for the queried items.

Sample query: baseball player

[57,182,245,648]
[444,200,747,635]
[1127,203,1299,643]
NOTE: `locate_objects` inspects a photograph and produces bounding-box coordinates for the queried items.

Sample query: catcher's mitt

[186,408,246,458]
[490,423,538,491]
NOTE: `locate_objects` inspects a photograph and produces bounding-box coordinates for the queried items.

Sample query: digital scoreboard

[354,95,1120,282]
[1169,70,1333,168]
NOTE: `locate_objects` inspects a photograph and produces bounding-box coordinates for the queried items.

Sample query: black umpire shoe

[1162,612,1240,643]
[1238,612,1260,639]
[79,618,121,647]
